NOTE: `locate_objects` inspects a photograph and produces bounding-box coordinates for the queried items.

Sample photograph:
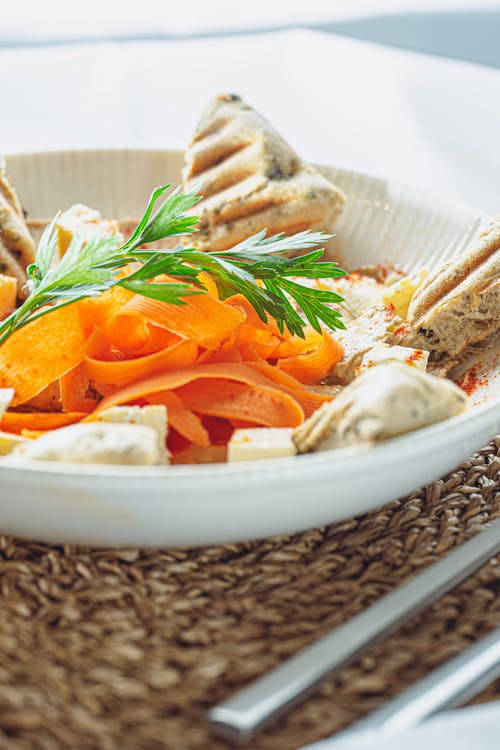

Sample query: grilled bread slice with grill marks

[394,217,500,363]
[0,158,36,300]
[182,94,346,251]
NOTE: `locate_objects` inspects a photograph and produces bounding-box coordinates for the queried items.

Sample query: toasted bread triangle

[183,94,346,252]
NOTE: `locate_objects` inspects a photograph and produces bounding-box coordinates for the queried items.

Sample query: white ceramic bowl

[1,150,498,547]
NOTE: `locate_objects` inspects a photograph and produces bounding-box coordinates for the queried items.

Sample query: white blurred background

[1,1,500,211]
[2,0,500,68]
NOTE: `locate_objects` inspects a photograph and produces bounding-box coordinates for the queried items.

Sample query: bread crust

[399,217,500,359]
[183,94,346,251]
[0,158,36,300]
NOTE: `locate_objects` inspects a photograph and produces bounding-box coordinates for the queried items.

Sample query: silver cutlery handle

[334,627,500,747]
[208,519,500,743]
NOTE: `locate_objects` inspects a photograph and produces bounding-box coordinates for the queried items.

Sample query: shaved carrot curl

[1,411,87,434]
[146,391,209,447]
[85,331,198,386]
[90,363,307,417]
[0,302,89,406]
[0,272,343,458]
[243,359,332,418]
[106,293,245,350]
[277,330,343,384]
[175,379,304,427]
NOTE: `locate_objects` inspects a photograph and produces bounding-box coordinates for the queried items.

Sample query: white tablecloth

[2,29,499,213]
[2,1,499,43]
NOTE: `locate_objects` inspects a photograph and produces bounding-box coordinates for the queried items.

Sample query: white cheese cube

[228,428,296,463]
[56,204,120,257]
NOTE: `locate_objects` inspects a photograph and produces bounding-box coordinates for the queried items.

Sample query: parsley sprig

[0,184,346,346]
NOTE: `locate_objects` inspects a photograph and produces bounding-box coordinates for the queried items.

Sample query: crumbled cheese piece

[0,430,27,456]
[382,268,428,320]
[358,343,429,375]
[227,428,296,462]
[12,422,163,465]
[95,405,169,463]
[333,273,387,319]
[56,203,120,257]
[0,388,14,419]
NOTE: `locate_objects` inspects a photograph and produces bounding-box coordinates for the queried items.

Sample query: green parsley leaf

[0,184,347,347]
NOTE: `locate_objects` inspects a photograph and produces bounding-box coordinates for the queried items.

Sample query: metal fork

[208,518,500,743]
[317,626,500,748]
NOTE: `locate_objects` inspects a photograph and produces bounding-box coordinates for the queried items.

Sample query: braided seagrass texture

[0,438,499,750]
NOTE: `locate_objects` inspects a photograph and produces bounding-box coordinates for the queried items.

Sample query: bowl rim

[2,378,498,481]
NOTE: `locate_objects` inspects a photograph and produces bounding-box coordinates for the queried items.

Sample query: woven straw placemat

[1,438,499,750]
